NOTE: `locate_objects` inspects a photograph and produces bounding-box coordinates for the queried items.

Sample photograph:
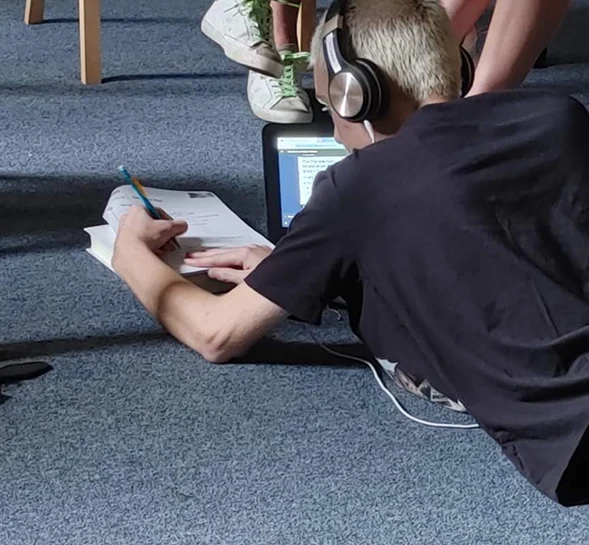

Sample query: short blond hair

[311,0,462,102]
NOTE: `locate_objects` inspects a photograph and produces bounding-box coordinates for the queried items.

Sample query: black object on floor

[0,357,53,404]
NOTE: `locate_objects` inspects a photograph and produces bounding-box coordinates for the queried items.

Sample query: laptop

[262,121,348,242]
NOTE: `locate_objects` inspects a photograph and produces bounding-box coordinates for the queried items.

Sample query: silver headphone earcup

[328,69,369,121]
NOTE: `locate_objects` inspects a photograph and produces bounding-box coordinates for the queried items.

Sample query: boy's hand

[184,245,272,284]
[115,205,188,255]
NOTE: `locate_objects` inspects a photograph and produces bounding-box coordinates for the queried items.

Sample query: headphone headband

[324,0,347,28]
[321,0,384,122]
[322,0,347,77]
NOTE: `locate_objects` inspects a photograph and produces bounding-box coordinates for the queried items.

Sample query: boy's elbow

[200,343,234,363]
[190,329,248,364]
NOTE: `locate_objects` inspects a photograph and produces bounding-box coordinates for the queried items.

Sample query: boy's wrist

[112,236,150,276]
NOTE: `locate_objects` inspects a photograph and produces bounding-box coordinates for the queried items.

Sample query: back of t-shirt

[247,89,589,505]
[350,90,589,504]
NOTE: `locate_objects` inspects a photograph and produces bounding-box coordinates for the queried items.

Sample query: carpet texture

[2,0,589,543]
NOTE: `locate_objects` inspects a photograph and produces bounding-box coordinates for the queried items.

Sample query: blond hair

[310,0,462,102]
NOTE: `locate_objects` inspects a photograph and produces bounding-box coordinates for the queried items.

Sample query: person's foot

[377,358,468,413]
[0,356,52,403]
[201,0,283,78]
[247,51,312,123]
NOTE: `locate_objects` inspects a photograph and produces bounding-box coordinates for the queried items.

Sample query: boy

[114,0,589,506]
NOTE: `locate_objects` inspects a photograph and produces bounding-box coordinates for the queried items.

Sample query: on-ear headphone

[321,0,476,123]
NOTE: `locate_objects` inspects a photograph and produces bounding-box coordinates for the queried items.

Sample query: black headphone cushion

[355,59,385,120]
[459,46,475,97]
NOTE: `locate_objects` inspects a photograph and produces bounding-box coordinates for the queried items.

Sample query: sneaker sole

[250,103,313,124]
[201,19,283,79]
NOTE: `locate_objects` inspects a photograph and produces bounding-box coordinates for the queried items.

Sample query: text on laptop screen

[277,136,348,227]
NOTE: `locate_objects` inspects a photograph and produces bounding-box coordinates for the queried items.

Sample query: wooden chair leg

[297,0,316,53]
[24,0,45,24]
[79,0,102,84]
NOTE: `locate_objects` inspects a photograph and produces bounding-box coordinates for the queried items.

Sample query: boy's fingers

[185,246,253,258]
[156,208,173,220]
[207,267,247,285]
[159,220,187,237]
[171,220,188,234]
[185,247,228,258]
[161,241,177,253]
[184,252,244,269]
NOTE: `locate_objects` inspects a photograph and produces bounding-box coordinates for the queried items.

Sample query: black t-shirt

[246,89,589,506]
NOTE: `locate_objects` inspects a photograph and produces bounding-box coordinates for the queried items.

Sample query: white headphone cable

[363,119,376,144]
[309,325,480,430]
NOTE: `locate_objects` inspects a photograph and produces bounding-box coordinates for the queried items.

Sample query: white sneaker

[247,52,313,124]
[201,0,283,78]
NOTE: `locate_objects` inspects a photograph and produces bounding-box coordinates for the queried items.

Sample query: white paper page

[85,224,206,276]
[101,186,273,275]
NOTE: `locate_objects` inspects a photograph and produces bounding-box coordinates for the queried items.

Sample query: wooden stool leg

[297,0,316,53]
[79,0,102,84]
[24,0,45,24]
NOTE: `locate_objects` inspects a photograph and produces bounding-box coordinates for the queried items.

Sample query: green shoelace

[277,52,309,98]
[240,0,273,44]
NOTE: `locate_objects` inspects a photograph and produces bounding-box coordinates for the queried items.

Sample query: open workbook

[84,186,273,277]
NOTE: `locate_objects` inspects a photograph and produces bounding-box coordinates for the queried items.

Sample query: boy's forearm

[113,242,222,358]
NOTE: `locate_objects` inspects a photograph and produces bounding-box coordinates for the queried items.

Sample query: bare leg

[439,0,491,40]
[271,0,301,52]
[468,0,571,95]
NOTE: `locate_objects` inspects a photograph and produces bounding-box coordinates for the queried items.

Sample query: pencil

[118,166,180,249]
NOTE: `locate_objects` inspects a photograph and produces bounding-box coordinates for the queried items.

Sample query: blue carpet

[2,0,589,543]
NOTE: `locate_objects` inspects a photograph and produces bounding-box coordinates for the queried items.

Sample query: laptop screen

[276,136,348,227]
